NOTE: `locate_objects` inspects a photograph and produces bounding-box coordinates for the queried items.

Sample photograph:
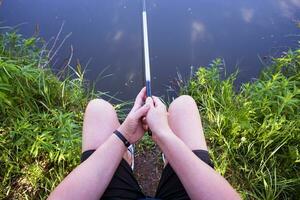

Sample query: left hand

[118,87,150,144]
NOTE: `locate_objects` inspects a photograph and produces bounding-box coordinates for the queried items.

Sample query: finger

[142,92,148,101]
[133,87,146,110]
[137,87,146,101]
[142,117,148,126]
[134,104,150,119]
[142,116,146,123]
[152,96,165,108]
[145,97,154,108]
[143,124,149,131]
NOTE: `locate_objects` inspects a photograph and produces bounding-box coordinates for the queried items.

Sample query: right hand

[118,87,150,144]
[145,96,170,141]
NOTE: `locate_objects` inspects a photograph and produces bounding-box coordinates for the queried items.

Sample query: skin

[48,88,149,200]
[146,96,241,200]
[48,88,241,200]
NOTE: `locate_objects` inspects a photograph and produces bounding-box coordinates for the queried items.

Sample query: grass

[0,31,99,199]
[0,30,134,199]
[180,49,300,199]
[0,30,299,199]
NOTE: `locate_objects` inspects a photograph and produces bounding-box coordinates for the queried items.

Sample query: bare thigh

[82,99,120,152]
[168,95,208,151]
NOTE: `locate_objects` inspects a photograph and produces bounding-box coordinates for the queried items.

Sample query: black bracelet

[114,130,131,148]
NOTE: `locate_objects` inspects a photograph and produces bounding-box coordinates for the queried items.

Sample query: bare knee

[86,99,115,113]
[168,95,207,150]
[169,95,197,113]
[82,99,119,151]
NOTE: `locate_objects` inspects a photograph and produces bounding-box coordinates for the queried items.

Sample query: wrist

[117,124,133,144]
[114,130,131,148]
[153,126,173,144]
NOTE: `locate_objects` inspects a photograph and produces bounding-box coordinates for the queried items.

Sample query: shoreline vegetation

[0,32,299,199]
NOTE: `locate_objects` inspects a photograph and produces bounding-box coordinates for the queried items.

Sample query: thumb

[145,97,154,107]
[134,104,150,119]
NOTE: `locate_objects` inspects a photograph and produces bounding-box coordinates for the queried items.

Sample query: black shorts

[81,149,214,200]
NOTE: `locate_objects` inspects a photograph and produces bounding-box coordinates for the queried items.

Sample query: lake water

[1,0,300,101]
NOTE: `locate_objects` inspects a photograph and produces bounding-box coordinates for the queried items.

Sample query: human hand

[118,87,150,144]
[145,96,171,141]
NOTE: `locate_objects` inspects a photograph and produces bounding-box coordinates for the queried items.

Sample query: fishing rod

[142,0,152,97]
[142,0,153,136]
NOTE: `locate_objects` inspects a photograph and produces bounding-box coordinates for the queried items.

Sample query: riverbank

[0,32,299,199]
[0,31,97,199]
[180,53,300,198]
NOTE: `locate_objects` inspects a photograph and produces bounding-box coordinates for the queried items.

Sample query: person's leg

[81,99,144,200]
[82,99,120,152]
[168,95,207,151]
[155,95,213,200]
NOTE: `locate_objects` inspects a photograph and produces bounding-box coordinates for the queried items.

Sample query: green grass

[1,30,299,199]
[0,31,133,199]
[0,31,100,199]
[180,50,300,199]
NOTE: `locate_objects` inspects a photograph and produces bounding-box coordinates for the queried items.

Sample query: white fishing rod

[142,0,152,97]
[142,0,153,136]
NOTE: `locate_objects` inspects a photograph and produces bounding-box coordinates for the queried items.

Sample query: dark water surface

[1,0,300,101]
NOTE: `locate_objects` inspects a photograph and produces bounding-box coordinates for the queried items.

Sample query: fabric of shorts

[81,149,214,200]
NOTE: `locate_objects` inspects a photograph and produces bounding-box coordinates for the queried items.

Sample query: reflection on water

[278,0,300,19]
[0,0,299,100]
[241,8,254,23]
